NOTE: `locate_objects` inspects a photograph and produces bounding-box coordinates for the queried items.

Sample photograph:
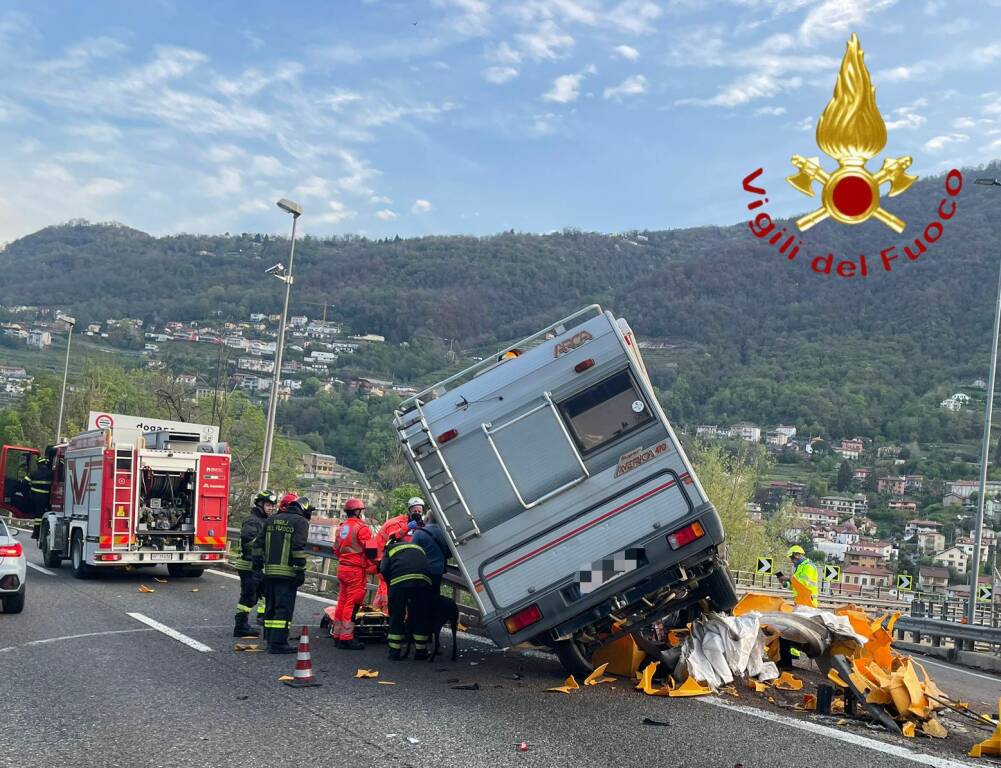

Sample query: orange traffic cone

[284,626,322,688]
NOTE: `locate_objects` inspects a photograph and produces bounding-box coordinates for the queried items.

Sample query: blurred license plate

[150,553,172,561]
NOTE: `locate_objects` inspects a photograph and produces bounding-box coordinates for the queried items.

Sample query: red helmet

[344,498,365,513]
[278,493,298,512]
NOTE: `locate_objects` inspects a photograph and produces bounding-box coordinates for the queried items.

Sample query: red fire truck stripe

[484,472,691,581]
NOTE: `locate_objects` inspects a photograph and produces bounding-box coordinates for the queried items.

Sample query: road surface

[1,546,993,768]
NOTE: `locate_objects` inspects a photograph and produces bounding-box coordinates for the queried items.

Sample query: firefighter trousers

[387,581,432,654]
[332,565,367,641]
[263,577,299,647]
[236,570,264,618]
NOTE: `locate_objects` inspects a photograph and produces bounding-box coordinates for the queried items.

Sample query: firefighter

[371,498,419,611]
[331,498,374,650]
[25,448,54,540]
[410,507,450,595]
[256,496,312,654]
[231,490,276,638]
[380,533,433,661]
[277,492,298,513]
[780,545,819,608]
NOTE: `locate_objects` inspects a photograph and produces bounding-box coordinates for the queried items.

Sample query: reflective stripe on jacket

[379,540,431,588]
[792,558,819,607]
[260,510,308,579]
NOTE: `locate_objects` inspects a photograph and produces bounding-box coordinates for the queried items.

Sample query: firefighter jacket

[379,538,432,588]
[231,505,268,572]
[255,509,308,579]
[410,523,449,576]
[333,516,372,569]
[25,459,53,518]
[374,514,411,559]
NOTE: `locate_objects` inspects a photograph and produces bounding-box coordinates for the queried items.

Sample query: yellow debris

[827,670,849,688]
[732,592,793,617]
[803,693,816,711]
[902,722,915,738]
[377,681,396,686]
[584,663,610,686]
[634,662,660,694]
[592,635,645,678]
[278,675,294,681]
[138,584,155,593]
[747,679,769,693]
[233,643,262,652]
[547,675,580,694]
[355,669,379,679]
[668,676,712,698]
[773,672,803,691]
[922,718,947,739]
[971,700,1001,757]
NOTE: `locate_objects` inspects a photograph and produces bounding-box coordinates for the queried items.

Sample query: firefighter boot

[234,613,259,638]
[337,638,365,650]
[388,647,402,661]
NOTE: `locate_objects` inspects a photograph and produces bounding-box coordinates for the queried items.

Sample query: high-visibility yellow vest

[791,558,819,607]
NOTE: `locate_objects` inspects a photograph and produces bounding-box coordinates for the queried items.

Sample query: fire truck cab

[394,306,737,676]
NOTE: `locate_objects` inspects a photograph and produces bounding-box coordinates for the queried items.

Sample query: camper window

[559,369,654,454]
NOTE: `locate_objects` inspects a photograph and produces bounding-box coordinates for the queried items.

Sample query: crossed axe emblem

[787,155,917,234]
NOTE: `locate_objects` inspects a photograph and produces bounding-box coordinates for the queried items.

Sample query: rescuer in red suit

[331,498,374,650]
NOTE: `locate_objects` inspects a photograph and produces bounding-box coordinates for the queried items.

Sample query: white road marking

[126,612,213,653]
[914,655,1001,682]
[0,628,152,653]
[703,698,979,768]
[26,561,55,576]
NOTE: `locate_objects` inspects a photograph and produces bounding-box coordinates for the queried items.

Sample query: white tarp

[680,613,779,690]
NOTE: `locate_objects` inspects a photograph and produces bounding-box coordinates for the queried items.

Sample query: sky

[0,0,1000,243]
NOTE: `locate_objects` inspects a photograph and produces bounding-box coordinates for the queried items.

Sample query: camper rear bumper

[481,501,733,648]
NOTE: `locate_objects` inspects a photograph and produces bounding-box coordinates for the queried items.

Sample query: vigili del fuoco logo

[742,33,962,279]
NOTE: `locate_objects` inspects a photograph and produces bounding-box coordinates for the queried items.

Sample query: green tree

[836,460,853,491]
[0,410,24,445]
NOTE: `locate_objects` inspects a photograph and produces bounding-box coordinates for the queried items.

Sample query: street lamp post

[55,313,76,443]
[968,177,1001,623]
[259,198,303,492]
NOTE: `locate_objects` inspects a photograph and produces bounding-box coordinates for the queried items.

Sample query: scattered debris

[451,683,480,690]
[406,737,420,745]
[191,588,199,592]
[641,717,670,727]
[668,676,712,698]
[378,681,396,686]
[518,741,529,752]
[233,643,261,652]
[584,663,610,686]
[278,675,294,682]
[446,678,460,684]
[773,672,803,691]
[138,585,155,593]
[235,694,249,700]
[154,577,167,583]
[547,675,580,694]
[355,669,379,679]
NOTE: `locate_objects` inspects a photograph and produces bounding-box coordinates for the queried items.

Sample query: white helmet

[407,496,425,509]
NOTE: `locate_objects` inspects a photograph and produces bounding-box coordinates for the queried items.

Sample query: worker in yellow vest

[781,545,819,608]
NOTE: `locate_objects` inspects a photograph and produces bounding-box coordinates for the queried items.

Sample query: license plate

[577,548,645,595]
[150,553,173,562]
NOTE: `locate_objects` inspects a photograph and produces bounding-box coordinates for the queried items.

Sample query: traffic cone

[283,626,322,688]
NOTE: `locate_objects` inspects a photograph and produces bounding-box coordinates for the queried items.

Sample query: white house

[932,546,969,575]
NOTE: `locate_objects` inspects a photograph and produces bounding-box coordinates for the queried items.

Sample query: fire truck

[394,305,738,676]
[0,413,231,578]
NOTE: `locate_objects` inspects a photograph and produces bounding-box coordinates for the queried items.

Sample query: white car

[0,519,26,613]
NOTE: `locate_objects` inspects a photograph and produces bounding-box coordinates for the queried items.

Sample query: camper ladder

[398,403,480,544]
[110,448,135,551]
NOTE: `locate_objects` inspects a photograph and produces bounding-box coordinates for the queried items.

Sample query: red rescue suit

[331,517,372,641]
[372,514,411,612]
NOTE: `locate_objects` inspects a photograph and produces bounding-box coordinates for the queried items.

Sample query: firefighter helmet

[290,496,314,519]
[407,496,425,510]
[344,498,365,513]
[255,489,278,508]
[278,493,298,512]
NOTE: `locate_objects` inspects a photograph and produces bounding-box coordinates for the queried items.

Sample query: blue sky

[1,0,1000,243]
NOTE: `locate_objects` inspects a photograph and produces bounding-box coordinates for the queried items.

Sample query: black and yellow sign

[978,584,993,603]
[755,556,774,575]
[897,574,913,591]
[824,564,841,583]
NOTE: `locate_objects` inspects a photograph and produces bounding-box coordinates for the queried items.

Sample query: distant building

[765,431,789,447]
[27,330,51,349]
[877,476,906,495]
[916,531,945,554]
[842,566,892,589]
[301,452,338,481]
[932,546,969,575]
[836,437,864,460]
[905,519,942,537]
[350,333,386,343]
[918,566,950,593]
[304,480,380,515]
[819,494,868,517]
[774,425,797,438]
[972,379,988,390]
[795,506,839,527]
[730,423,761,443]
[888,499,917,513]
[955,535,990,562]
[764,481,807,509]
[307,516,340,542]
[175,374,198,386]
[238,357,275,373]
[948,479,1001,500]
[904,475,924,492]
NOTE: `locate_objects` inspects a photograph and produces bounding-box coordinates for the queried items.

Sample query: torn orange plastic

[773,671,803,691]
[922,718,948,739]
[902,722,915,738]
[732,592,792,616]
[547,675,580,694]
[971,699,1001,757]
[584,663,610,686]
[635,662,660,694]
[803,694,817,711]
[668,676,712,697]
[592,635,646,678]
[827,669,849,688]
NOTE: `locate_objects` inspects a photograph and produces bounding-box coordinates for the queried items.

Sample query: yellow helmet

[786,545,806,557]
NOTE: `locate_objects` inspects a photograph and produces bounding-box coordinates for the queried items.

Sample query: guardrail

[895,616,1001,653]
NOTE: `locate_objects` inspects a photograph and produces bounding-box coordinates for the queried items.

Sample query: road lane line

[913,655,1001,682]
[26,561,55,576]
[126,612,213,653]
[703,698,978,768]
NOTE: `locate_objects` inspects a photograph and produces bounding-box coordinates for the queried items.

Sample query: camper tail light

[200,553,224,561]
[437,428,459,444]
[574,358,595,373]
[504,603,543,635]
[666,521,705,550]
[94,553,121,562]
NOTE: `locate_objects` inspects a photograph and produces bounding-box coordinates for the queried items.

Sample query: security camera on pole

[259,198,303,492]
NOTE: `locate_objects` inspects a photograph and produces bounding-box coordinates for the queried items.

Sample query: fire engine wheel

[167,564,205,578]
[40,524,62,568]
[554,634,597,679]
[70,532,92,579]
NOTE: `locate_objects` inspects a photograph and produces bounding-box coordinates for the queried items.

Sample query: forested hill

[4,162,1001,440]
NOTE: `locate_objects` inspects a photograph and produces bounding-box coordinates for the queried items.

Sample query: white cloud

[799,0,899,45]
[939,17,973,34]
[375,209,398,220]
[335,149,379,196]
[56,150,105,164]
[509,0,599,26]
[613,44,640,61]
[215,62,303,98]
[517,20,575,60]
[682,72,794,107]
[487,41,522,64]
[66,123,122,142]
[433,0,492,36]
[295,176,330,199]
[607,1,662,35]
[545,73,585,103]
[33,162,74,185]
[316,199,355,224]
[250,155,286,176]
[412,199,433,214]
[794,116,814,131]
[953,116,979,129]
[205,144,245,163]
[603,73,648,100]
[923,133,969,152]
[83,178,125,197]
[484,65,519,84]
[884,102,926,131]
[876,65,920,83]
[204,167,242,197]
[370,195,393,204]
[755,105,786,116]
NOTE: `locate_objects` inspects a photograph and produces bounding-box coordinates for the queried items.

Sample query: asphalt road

[0,545,994,768]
